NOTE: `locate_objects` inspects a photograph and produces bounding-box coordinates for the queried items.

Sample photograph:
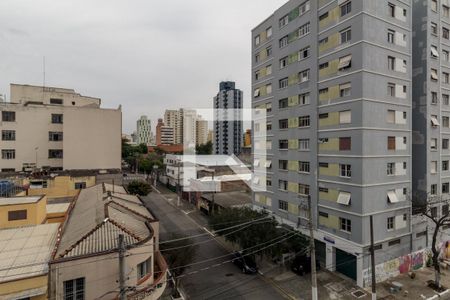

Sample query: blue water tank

[0,180,14,197]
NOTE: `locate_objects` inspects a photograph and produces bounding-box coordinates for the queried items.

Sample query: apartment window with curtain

[388,136,396,150]
[339,137,351,150]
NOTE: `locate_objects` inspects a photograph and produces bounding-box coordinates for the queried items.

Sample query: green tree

[126,180,151,196]
[160,234,198,297]
[196,141,213,155]
[209,207,307,259]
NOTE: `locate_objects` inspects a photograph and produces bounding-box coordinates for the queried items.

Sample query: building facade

[252,0,415,286]
[136,115,152,145]
[0,84,121,172]
[156,118,175,145]
[213,81,243,155]
[164,109,183,144]
[196,116,208,145]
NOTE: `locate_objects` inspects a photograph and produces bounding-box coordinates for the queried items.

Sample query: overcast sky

[0,0,287,133]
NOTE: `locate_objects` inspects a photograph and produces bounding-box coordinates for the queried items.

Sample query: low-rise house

[48,183,167,300]
[199,191,252,214]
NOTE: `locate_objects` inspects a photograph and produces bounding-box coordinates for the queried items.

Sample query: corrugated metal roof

[0,223,59,283]
[55,184,153,260]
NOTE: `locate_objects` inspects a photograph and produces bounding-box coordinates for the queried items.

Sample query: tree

[209,207,307,259]
[121,139,149,171]
[196,141,213,155]
[126,180,151,196]
[160,234,198,298]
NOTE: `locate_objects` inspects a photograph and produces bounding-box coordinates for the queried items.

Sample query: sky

[0,0,287,134]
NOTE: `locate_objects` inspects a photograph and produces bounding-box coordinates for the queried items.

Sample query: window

[445,72,450,84]
[52,114,63,124]
[279,78,288,89]
[319,12,329,21]
[388,3,395,17]
[431,161,438,174]
[279,15,289,28]
[299,69,310,82]
[388,56,395,70]
[431,45,439,58]
[266,121,272,131]
[266,27,272,38]
[444,5,450,17]
[266,178,272,187]
[266,84,272,94]
[137,258,151,279]
[389,239,401,246]
[444,27,450,39]
[388,136,396,150]
[340,164,351,177]
[63,278,85,300]
[339,82,351,97]
[279,160,288,170]
[266,46,272,57]
[280,57,288,69]
[299,47,310,60]
[431,138,438,150]
[8,210,27,221]
[339,110,351,124]
[340,1,351,17]
[279,180,288,191]
[387,162,395,175]
[279,139,288,150]
[279,119,288,129]
[432,91,438,104]
[340,218,352,232]
[431,22,438,35]
[442,116,448,127]
[300,93,310,105]
[319,37,329,46]
[279,199,288,210]
[48,149,63,159]
[299,161,310,173]
[75,182,86,190]
[431,207,438,217]
[279,36,288,48]
[255,35,260,46]
[50,98,63,105]
[1,149,15,160]
[444,139,450,149]
[298,184,310,195]
[431,68,439,81]
[340,28,351,44]
[444,94,450,105]
[49,132,63,141]
[432,0,438,12]
[299,139,310,150]
[319,62,329,70]
[2,130,15,141]
[298,116,310,127]
[255,53,260,63]
[1,111,15,122]
[338,55,352,71]
[339,137,351,151]
[388,29,395,43]
[431,184,438,195]
[387,217,394,230]
[444,204,449,216]
[279,98,288,108]
[443,182,450,194]
[298,22,310,37]
[319,113,329,119]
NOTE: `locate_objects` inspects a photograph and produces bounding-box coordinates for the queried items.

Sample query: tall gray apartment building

[412,1,450,218]
[213,81,243,155]
[251,0,425,286]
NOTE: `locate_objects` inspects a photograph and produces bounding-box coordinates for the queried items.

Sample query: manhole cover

[351,290,366,298]
[225,273,234,277]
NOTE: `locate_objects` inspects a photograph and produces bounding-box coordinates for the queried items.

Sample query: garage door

[335,248,356,281]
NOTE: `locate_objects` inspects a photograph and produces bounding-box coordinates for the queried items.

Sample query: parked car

[291,255,320,276]
[231,252,258,274]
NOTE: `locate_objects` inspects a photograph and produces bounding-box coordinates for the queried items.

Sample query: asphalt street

[142,189,288,300]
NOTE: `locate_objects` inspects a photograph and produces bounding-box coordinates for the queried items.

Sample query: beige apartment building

[196,117,208,145]
[0,84,121,172]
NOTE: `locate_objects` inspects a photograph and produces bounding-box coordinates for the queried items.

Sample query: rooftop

[0,195,44,206]
[201,191,252,208]
[54,183,155,260]
[0,223,59,283]
[46,203,70,214]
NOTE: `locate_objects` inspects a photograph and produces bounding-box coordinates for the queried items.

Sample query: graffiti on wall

[362,249,429,287]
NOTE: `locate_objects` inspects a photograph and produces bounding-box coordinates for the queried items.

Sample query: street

[141,185,289,300]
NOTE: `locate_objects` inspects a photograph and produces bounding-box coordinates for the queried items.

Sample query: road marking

[258,270,264,275]
[183,210,195,215]
[152,185,162,194]
[202,227,216,237]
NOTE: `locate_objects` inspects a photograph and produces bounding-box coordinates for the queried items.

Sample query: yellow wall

[0,275,47,298]
[27,176,95,198]
[319,138,339,151]
[319,6,340,30]
[319,59,339,78]
[288,117,299,128]
[0,196,47,229]
[288,139,299,150]
[288,95,299,107]
[288,161,298,171]
[319,214,339,229]
[288,182,298,193]
[320,189,339,202]
[319,32,339,53]
[319,112,340,127]
[319,163,339,177]
[288,203,299,215]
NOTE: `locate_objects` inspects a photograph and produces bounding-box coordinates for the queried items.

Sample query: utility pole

[307,195,318,300]
[211,170,215,216]
[118,234,126,300]
[370,215,377,300]
[177,164,181,207]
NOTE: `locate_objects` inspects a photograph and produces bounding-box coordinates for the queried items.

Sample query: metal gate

[335,248,357,280]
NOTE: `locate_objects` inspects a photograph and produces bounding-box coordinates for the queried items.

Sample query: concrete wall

[26,176,96,198]
[0,275,48,299]
[0,196,47,228]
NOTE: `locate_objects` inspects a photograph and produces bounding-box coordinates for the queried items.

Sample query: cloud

[0,0,287,133]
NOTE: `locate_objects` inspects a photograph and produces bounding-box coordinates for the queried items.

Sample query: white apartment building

[0,84,121,172]
[136,115,152,145]
[164,109,182,144]
[196,117,209,145]
[164,108,199,146]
